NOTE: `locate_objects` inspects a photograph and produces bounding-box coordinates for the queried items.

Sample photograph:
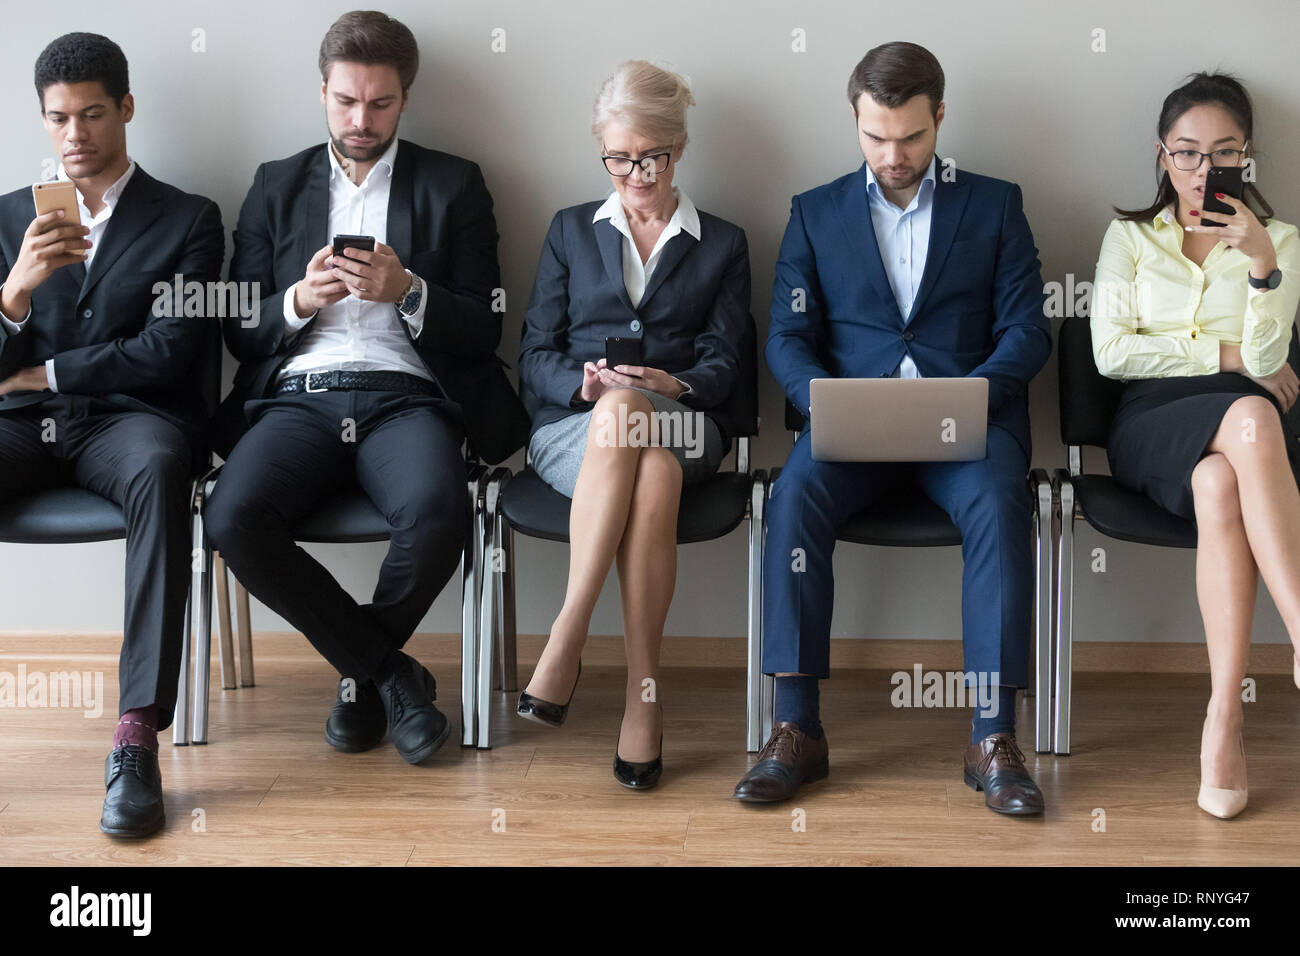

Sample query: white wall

[2,0,1297,645]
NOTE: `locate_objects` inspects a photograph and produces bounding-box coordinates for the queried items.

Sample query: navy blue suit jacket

[519,200,750,441]
[766,160,1051,461]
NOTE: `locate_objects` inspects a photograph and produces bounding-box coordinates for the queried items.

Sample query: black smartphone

[605,336,644,375]
[331,233,375,261]
[1201,166,1247,228]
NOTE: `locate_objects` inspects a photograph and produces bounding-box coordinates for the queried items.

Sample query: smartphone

[331,233,375,261]
[32,181,81,226]
[1201,166,1247,228]
[605,336,644,375]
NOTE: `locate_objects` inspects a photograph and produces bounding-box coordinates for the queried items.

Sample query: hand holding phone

[1,185,91,317]
[605,336,644,374]
[1200,166,1246,228]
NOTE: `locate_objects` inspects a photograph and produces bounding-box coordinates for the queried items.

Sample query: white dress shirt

[0,159,138,392]
[865,155,937,379]
[592,188,701,394]
[276,138,432,383]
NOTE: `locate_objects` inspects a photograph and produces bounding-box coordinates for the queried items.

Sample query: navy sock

[971,685,1018,744]
[773,675,822,739]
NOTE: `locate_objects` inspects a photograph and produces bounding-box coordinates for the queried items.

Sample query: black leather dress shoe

[324,677,387,752]
[516,660,582,727]
[376,652,450,764]
[100,745,165,837]
[963,732,1045,816]
[733,722,829,803]
[613,732,663,790]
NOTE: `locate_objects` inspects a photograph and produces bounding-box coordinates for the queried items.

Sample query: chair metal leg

[190,513,214,744]
[213,552,236,690]
[495,518,517,693]
[235,580,254,687]
[172,587,192,747]
[1031,469,1054,753]
[476,472,504,749]
[1053,473,1075,755]
[760,478,775,745]
[746,472,767,752]
[460,471,485,747]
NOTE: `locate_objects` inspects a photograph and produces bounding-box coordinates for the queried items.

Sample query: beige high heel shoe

[1197,716,1248,820]
[1293,655,1299,691]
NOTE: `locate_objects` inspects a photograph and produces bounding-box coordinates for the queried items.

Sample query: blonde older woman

[516,61,750,788]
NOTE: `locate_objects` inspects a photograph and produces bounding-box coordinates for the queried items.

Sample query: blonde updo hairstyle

[591,59,695,153]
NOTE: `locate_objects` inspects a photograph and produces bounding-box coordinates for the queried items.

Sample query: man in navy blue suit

[735,42,1052,814]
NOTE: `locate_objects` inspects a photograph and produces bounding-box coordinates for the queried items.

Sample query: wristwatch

[1248,268,1282,290]
[395,269,423,315]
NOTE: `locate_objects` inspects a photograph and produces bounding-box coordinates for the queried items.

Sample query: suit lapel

[910,167,971,319]
[386,140,413,264]
[78,167,164,301]
[833,164,902,325]
[638,230,694,310]
[303,146,331,254]
[595,218,636,315]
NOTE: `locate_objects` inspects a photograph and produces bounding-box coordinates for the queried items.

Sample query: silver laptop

[809,378,989,461]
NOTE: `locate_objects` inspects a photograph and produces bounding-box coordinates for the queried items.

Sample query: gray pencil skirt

[529,387,729,499]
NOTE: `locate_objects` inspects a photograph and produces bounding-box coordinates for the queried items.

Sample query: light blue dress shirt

[865,154,937,379]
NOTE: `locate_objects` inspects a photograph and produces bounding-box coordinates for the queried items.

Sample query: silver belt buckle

[304,371,328,393]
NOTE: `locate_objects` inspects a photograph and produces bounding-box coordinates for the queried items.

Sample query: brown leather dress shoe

[733,722,829,803]
[963,732,1044,816]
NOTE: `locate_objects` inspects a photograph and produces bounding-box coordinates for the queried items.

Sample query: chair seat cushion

[293,492,392,543]
[1072,474,1196,548]
[0,487,126,544]
[835,485,962,547]
[500,468,752,544]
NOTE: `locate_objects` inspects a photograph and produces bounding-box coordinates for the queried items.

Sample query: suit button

[82,308,93,319]
[903,330,914,341]
[630,319,642,333]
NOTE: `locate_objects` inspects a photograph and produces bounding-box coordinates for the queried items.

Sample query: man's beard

[330,129,396,162]
[870,161,925,191]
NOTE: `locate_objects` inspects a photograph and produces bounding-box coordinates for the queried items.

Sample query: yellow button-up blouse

[1090,205,1300,380]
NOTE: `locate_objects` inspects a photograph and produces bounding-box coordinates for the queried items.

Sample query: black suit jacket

[0,167,226,459]
[216,138,528,463]
[519,200,751,441]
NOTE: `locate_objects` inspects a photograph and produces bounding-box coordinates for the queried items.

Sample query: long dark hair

[1116,72,1273,224]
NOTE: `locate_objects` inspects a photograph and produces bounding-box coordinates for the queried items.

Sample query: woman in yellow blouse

[1092,72,1300,820]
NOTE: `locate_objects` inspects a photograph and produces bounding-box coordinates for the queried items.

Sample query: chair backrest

[1060,312,1300,450]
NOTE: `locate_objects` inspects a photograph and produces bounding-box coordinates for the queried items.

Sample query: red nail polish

[1216,192,1225,199]
[1190,210,1199,217]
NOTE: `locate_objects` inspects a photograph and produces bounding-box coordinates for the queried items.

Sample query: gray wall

[3,0,1297,645]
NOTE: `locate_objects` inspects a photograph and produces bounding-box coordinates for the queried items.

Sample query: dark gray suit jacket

[519,199,751,441]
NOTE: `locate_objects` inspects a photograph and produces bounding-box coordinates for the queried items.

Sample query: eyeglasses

[1158,140,1250,171]
[601,149,672,178]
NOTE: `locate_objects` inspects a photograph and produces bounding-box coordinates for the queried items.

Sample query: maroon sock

[112,705,159,753]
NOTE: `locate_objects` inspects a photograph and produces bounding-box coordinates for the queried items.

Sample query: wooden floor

[2,633,1299,866]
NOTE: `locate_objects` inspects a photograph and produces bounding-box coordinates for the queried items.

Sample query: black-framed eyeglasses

[1158,140,1250,171]
[601,150,672,177]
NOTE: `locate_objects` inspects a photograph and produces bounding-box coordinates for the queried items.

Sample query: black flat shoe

[324,677,387,752]
[375,652,450,765]
[100,745,165,837]
[613,732,663,790]
[516,660,582,727]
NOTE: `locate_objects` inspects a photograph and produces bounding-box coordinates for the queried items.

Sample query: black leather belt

[276,370,439,397]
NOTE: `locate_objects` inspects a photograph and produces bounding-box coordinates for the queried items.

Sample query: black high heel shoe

[515,660,581,727]
[613,707,663,790]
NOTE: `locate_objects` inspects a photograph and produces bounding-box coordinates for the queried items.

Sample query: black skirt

[1107,373,1300,521]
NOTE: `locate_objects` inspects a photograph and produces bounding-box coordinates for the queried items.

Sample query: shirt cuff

[672,376,692,397]
[0,283,32,331]
[45,357,58,393]
[282,281,317,333]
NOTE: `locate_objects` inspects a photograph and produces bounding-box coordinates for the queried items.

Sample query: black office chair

[767,399,1056,754]
[1052,313,1300,754]
[190,453,492,746]
[0,318,224,747]
[475,316,766,750]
